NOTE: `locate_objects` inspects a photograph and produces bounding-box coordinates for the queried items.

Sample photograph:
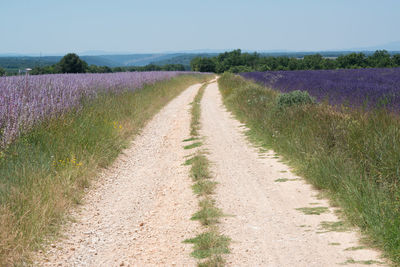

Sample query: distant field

[0,72,180,147]
[241,68,400,112]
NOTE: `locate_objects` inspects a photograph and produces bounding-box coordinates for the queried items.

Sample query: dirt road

[200,82,384,266]
[35,81,385,266]
[35,83,202,266]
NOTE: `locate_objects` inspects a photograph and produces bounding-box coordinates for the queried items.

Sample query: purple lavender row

[0,72,180,147]
[240,68,400,112]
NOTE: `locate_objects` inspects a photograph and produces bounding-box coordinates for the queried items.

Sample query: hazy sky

[1,0,399,54]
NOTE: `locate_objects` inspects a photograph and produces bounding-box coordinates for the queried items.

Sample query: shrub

[276,90,315,109]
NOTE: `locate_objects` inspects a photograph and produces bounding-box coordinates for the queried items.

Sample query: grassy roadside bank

[0,74,211,265]
[218,73,400,265]
[183,82,231,266]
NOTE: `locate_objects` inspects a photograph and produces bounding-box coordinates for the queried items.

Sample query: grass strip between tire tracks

[183,81,231,266]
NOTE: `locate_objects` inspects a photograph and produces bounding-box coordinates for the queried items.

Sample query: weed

[184,232,230,259]
[344,246,367,251]
[190,154,211,181]
[191,199,224,226]
[275,178,299,182]
[183,137,199,142]
[296,207,329,215]
[192,180,217,196]
[275,178,289,182]
[319,221,352,232]
[190,84,207,137]
[184,142,203,150]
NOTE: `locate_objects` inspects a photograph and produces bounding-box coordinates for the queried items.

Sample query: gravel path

[34,80,386,267]
[35,83,202,266]
[200,81,385,267]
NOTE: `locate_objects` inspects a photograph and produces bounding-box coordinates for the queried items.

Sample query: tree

[302,54,324,70]
[393,54,400,67]
[59,53,88,73]
[0,67,5,76]
[337,53,366,68]
[190,57,216,72]
[368,50,392,68]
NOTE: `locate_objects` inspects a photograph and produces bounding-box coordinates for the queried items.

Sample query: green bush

[276,90,315,109]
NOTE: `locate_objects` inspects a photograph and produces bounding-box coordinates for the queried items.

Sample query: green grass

[275,178,289,182]
[183,137,199,142]
[296,207,330,215]
[344,246,368,251]
[191,199,224,226]
[184,142,203,150]
[219,73,400,264]
[189,153,212,181]
[184,80,230,266]
[0,74,211,265]
[192,180,217,196]
[184,232,230,259]
[190,83,208,137]
[319,221,352,232]
[274,178,299,182]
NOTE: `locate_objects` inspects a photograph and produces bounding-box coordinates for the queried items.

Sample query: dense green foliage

[59,53,88,73]
[0,67,5,76]
[0,53,193,74]
[30,59,186,75]
[0,74,210,265]
[219,73,400,264]
[191,49,400,73]
[276,90,315,109]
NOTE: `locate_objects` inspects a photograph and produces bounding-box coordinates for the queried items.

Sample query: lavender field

[0,72,180,147]
[241,68,400,112]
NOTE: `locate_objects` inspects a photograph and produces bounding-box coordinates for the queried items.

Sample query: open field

[0,71,397,266]
[241,68,400,112]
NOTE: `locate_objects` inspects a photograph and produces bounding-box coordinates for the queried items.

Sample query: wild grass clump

[192,180,217,196]
[190,153,212,181]
[219,73,400,264]
[191,199,224,226]
[0,74,210,265]
[184,232,230,260]
[191,83,208,137]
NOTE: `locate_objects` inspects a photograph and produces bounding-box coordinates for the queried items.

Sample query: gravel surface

[200,81,385,267]
[34,83,202,266]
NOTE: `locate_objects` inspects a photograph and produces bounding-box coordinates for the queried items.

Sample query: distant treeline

[0,53,186,76]
[190,49,400,73]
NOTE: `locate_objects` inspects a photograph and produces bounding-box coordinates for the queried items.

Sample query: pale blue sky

[1,0,399,54]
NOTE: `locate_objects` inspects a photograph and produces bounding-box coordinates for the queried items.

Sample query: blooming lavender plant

[240,68,400,112]
[0,72,181,147]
